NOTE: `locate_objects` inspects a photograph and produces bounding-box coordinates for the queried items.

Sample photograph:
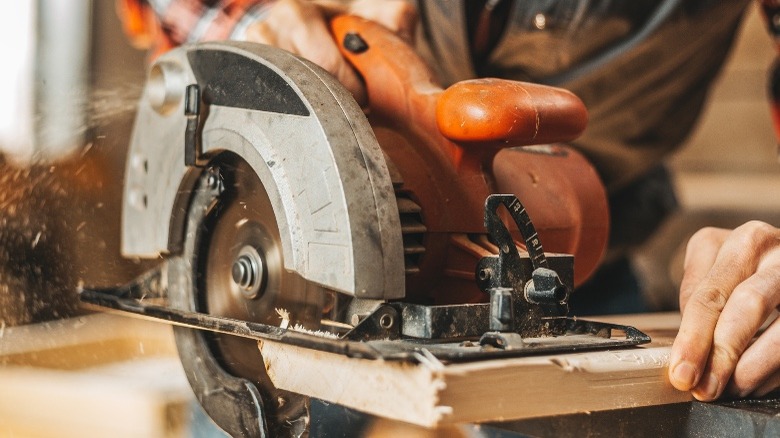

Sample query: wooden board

[260,312,690,428]
[0,313,194,438]
[0,312,177,368]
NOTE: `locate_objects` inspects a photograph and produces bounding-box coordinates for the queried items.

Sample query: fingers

[729,313,780,397]
[693,266,780,400]
[288,12,367,103]
[245,0,328,48]
[245,0,366,103]
[669,221,780,400]
[671,223,768,392]
[349,0,419,42]
[754,369,780,398]
[244,0,417,105]
[678,227,729,312]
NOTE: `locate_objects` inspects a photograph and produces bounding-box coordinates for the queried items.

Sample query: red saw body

[81,14,622,438]
[330,16,608,304]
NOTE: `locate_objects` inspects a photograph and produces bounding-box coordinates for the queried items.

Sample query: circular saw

[80,16,650,437]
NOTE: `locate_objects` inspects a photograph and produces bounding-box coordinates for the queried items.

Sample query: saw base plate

[79,276,650,364]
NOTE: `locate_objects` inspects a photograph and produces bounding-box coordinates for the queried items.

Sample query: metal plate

[80,286,651,363]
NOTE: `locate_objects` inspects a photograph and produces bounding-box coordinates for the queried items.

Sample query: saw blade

[167,154,325,437]
[201,153,324,379]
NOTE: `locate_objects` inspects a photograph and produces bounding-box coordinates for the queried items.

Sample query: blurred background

[0,0,147,327]
[636,2,780,310]
[0,1,777,436]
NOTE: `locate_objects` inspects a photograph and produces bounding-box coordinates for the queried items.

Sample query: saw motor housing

[107,16,623,437]
[122,17,609,307]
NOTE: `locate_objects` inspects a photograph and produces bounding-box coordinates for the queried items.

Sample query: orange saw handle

[330,15,608,290]
[329,15,588,149]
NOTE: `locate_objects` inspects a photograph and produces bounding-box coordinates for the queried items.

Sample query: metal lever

[479,194,570,305]
[184,84,201,166]
[476,194,571,336]
[484,194,547,274]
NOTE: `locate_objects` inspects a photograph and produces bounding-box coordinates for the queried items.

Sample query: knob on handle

[436,79,588,147]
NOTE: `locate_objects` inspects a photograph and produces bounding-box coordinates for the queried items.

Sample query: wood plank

[0,313,193,438]
[0,359,192,438]
[260,312,690,428]
[0,312,177,369]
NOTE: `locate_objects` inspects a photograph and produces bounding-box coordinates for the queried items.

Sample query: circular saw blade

[201,153,324,378]
[169,152,323,437]
[127,41,407,436]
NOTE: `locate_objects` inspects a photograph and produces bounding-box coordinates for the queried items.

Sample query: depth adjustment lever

[476,194,572,337]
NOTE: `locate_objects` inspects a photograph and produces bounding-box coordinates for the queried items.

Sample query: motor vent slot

[395,192,425,275]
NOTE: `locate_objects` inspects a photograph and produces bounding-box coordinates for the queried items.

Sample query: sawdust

[85,86,143,128]
[275,307,291,329]
[275,307,339,339]
[0,83,149,328]
[51,86,141,137]
[290,324,339,339]
[0,163,81,326]
[5,85,142,165]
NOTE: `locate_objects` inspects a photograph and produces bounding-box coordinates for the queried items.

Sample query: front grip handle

[436,79,588,146]
[329,15,588,148]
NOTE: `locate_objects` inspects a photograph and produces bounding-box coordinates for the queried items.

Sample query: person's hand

[246,0,417,105]
[669,221,780,401]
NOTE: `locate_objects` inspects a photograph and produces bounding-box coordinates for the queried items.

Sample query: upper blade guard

[122,42,404,299]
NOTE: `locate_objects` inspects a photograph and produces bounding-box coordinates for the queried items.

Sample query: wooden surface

[260,312,690,428]
[0,311,690,434]
[0,313,193,438]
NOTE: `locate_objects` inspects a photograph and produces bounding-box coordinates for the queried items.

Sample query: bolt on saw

[80,15,650,437]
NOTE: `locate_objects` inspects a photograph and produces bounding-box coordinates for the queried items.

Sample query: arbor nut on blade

[232,246,265,299]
